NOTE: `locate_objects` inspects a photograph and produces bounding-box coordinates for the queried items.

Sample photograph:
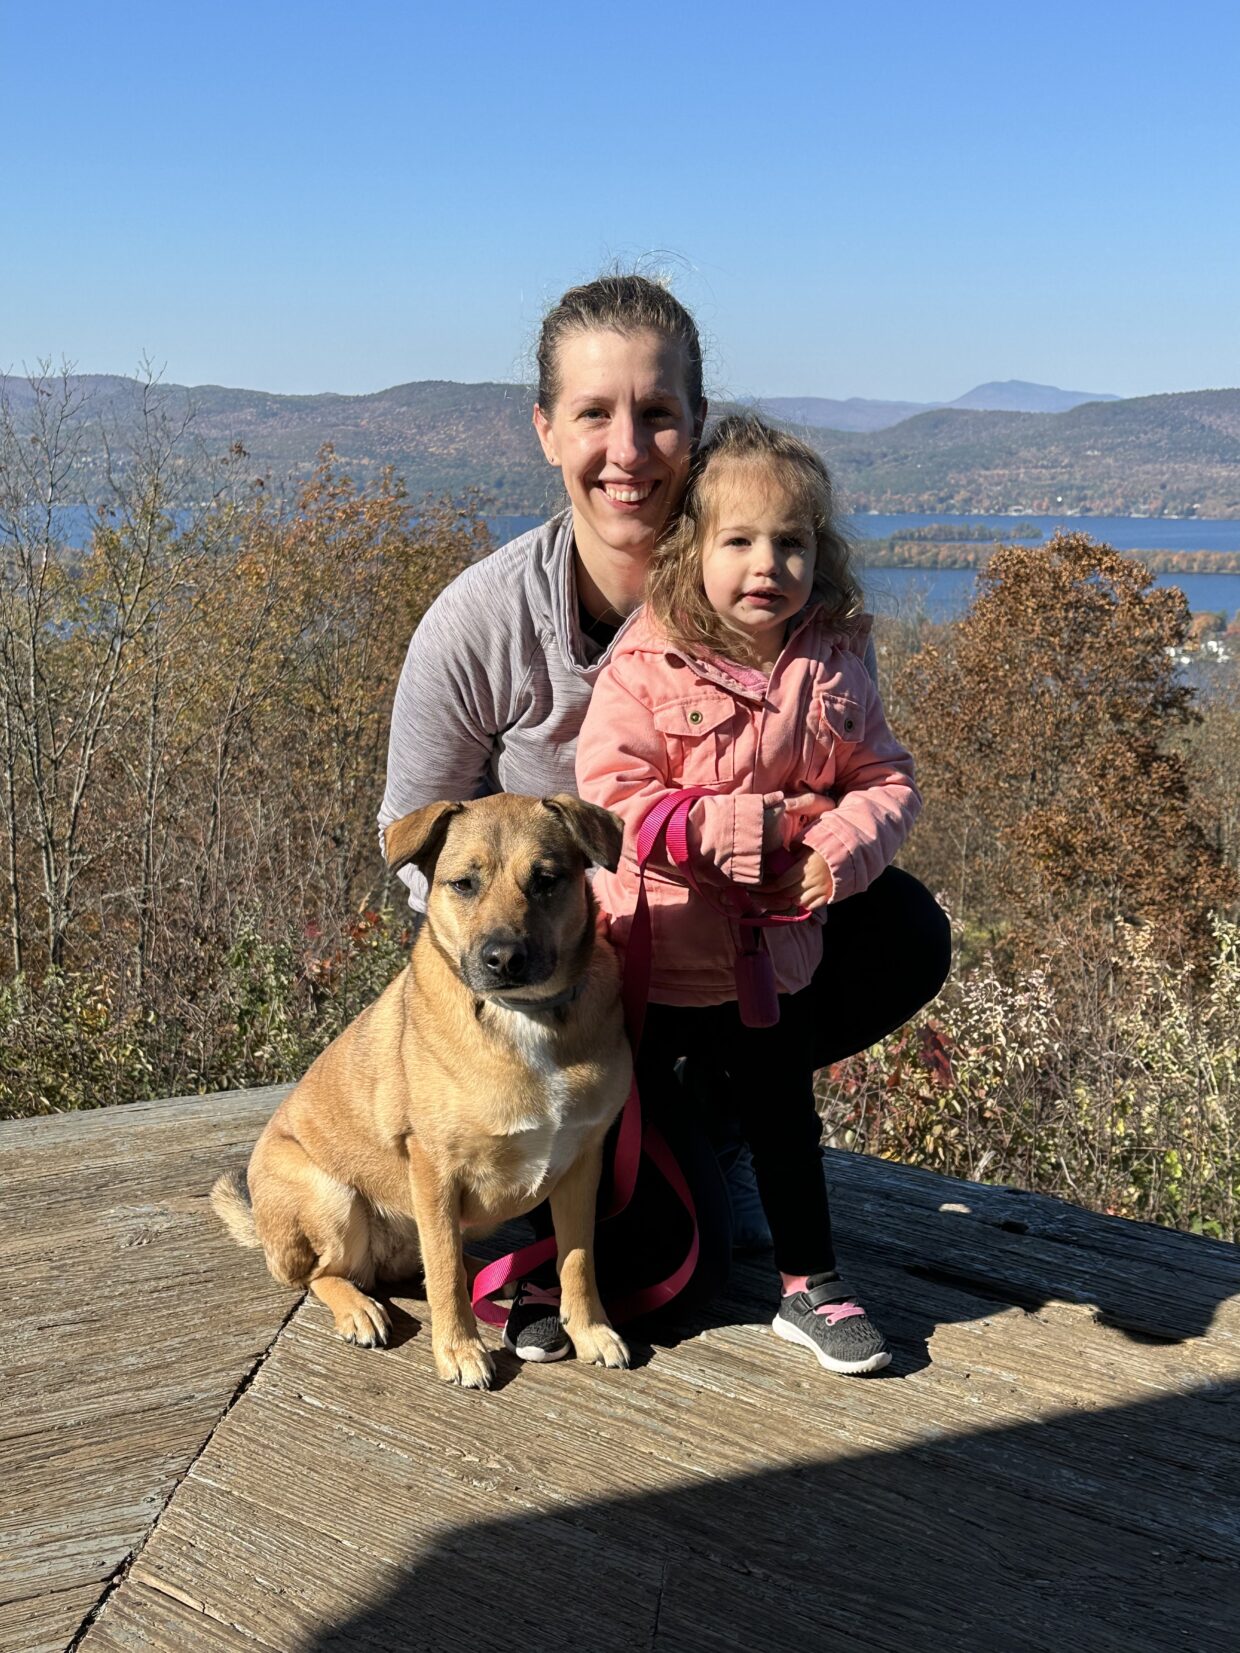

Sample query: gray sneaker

[502,1281,571,1362]
[772,1273,891,1375]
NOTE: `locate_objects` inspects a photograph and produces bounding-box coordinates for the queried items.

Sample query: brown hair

[646,414,863,666]
[536,273,704,415]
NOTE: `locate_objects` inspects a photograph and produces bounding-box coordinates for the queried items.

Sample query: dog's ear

[383,801,465,878]
[541,795,624,872]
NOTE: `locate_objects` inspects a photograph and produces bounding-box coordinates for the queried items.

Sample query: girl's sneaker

[502,1280,571,1362]
[772,1273,891,1375]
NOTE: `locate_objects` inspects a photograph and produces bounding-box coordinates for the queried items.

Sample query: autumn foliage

[830,533,1240,1236]
[894,532,1237,968]
[0,374,484,1110]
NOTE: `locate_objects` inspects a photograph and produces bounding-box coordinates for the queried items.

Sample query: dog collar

[485,981,586,1015]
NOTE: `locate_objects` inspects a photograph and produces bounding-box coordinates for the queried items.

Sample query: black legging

[638,987,830,1280]
[529,866,951,1323]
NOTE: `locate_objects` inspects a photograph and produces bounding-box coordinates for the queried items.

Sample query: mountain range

[758,380,1119,432]
[4,374,1238,518]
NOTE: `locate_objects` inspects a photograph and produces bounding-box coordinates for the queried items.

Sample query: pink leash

[624,786,812,1036]
[468,790,694,1327]
[471,787,810,1329]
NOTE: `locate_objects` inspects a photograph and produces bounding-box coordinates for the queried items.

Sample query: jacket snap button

[844,718,854,732]
[688,710,703,725]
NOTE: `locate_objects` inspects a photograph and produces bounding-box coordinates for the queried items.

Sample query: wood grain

[1,1089,295,1653]
[4,1091,1237,1652]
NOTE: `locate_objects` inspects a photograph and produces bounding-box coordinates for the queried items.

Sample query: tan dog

[211,793,632,1389]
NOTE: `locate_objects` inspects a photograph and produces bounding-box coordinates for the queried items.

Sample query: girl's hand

[781,791,834,825]
[763,791,831,856]
[752,847,834,914]
[794,850,834,913]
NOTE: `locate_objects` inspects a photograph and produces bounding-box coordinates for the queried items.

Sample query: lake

[848,512,1240,553]
[861,566,1240,625]
[488,513,1240,624]
[38,507,1240,625]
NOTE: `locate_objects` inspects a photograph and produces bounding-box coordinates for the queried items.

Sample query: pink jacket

[575,605,921,1007]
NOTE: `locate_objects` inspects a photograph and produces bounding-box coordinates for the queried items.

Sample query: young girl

[575,414,921,1375]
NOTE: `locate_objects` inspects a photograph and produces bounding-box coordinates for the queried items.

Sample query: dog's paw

[336,1295,391,1348]
[569,1321,630,1369]
[434,1337,495,1390]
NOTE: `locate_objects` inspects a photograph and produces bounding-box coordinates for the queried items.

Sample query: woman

[379,274,950,1358]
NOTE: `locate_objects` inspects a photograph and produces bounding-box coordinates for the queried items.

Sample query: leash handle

[622,785,716,1049]
[624,787,814,1037]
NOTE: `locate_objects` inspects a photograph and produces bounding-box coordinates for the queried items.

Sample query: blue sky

[4,0,1237,402]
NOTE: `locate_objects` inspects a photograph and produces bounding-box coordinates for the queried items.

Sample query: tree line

[861,536,1240,579]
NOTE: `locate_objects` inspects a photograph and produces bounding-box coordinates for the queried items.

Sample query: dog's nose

[481,937,528,980]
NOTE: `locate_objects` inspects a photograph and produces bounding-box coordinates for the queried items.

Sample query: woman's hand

[754,844,809,911]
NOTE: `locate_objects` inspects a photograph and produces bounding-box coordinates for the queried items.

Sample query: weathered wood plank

[82,1243,1240,1652]
[0,1088,296,1653]
[825,1147,1239,1284]
[0,1584,106,1653]
[820,1148,1240,1340]
[6,1088,1238,1652]
[67,1578,276,1652]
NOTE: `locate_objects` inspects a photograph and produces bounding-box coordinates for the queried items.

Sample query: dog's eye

[446,876,478,896]
[529,870,563,897]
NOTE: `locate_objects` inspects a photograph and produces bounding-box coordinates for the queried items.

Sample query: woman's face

[533,328,705,566]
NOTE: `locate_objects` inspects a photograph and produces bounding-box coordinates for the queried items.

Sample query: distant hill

[4,373,1237,517]
[6,375,559,512]
[756,395,929,432]
[760,380,1119,431]
[808,391,1240,517]
[947,380,1119,414]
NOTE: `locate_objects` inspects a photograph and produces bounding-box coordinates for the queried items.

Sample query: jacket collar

[619,602,846,703]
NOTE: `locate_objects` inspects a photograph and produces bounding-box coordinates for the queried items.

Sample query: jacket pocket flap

[652,696,737,737]
[817,692,865,742]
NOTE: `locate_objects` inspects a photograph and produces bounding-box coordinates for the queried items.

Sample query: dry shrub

[895,532,1237,970]
[1185,671,1240,878]
[0,906,415,1117]
[1,378,485,1116]
[818,911,1240,1239]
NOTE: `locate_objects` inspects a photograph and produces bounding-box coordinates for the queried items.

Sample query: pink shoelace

[815,1300,866,1324]
[516,1282,561,1307]
[781,1274,868,1323]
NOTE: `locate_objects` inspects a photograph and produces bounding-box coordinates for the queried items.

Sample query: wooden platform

[3,1088,1237,1652]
